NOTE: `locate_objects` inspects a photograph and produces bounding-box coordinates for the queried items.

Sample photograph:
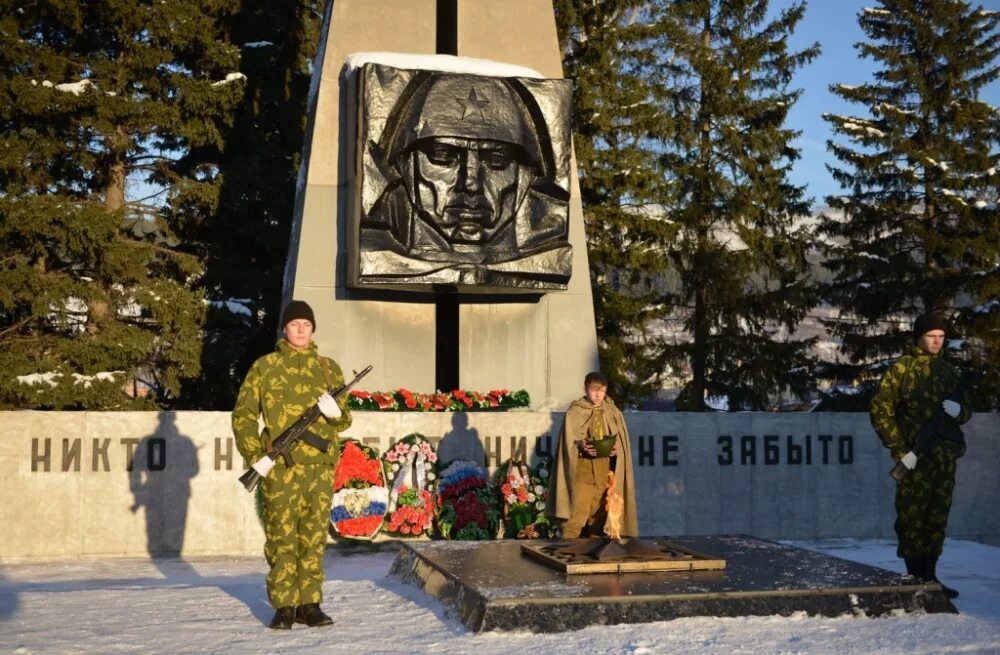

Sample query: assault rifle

[890,373,975,482]
[238,364,372,492]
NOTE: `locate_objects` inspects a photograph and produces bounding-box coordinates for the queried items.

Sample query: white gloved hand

[901,451,918,470]
[252,455,275,478]
[942,399,961,418]
[317,392,342,419]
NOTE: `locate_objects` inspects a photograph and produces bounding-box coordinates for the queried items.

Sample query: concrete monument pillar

[282,0,598,408]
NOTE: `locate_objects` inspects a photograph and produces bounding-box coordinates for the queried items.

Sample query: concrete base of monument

[388,534,957,633]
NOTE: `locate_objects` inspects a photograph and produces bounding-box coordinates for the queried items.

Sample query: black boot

[903,557,921,577]
[295,603,334,627]
[269,606,295,630]
[926,556,959,599]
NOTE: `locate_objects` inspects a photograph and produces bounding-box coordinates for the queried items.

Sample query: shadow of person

[436,412,486,468]
[0,566,18,622]
[128,413,271,624]
[130,413,199,559]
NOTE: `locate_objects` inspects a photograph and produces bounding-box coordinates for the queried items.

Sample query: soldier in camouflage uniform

[232,300,351,629]
[870,313,970,599]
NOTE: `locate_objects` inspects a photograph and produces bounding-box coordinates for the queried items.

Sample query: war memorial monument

[273,0,959,631]
[5,0,1000,638]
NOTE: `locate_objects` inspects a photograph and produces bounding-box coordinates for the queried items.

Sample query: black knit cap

[912,313,947,341]
[281,300,316,330]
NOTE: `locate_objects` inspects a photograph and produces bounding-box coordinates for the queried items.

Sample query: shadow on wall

[129,413,200,557]
[531,414,559,470]
[437,412,486,468]
[126,413,272,625]
[437,410,560,473]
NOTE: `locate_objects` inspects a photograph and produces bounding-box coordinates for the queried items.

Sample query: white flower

[342,490,371,516]
[424,462,433,470]
[427,473,436,481]
[527,493,536,502]
[534,485,545,495]
[506,494,517,504]
[535,501,546,510]
[391,463,400,472]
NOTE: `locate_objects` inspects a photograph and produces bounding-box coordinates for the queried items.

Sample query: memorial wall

[1,411,997,559]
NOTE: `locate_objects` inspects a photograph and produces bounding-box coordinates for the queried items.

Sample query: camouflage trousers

[563,456,611,538]
[262,462,333,608]
[894,452,956,559]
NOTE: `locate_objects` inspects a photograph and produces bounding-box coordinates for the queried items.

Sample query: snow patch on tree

[211,72,246,86]
[15,373,61,387]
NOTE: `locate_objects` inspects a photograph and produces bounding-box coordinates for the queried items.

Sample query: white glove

[942,399,960,418]
[252,455,275,478]
[317,392,342,419]
[901,451,918,470]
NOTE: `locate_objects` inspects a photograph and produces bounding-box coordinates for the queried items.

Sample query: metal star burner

[520,538,727,574]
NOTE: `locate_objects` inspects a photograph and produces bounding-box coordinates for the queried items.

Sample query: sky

[122,1,1000,212]
[2,538,999,654]
[770,0,1000,207]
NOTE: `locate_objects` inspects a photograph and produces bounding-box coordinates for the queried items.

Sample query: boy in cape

[546,372,639,538]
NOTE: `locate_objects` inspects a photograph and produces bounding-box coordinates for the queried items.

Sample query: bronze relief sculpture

[350,63,573,291]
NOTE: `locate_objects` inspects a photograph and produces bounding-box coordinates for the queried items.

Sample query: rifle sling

[300,356,338,454]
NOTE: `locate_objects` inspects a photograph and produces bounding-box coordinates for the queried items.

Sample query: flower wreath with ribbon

[330,440,388,540]
[382,433,438,537]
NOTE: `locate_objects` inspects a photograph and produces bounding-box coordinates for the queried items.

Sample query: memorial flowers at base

[348,388,530,412]
[382,433,438,537]
[330,440,388,540]
[435,460,500,540]
[493,456,558,538]
[385,486,434,536]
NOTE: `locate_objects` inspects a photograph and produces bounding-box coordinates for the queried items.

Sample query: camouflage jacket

[869,347,971,460]
[232,339,352,466]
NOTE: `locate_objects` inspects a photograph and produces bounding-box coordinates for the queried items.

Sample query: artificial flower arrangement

[329,440,389,540]
[493,456,558,539]
[382,433,438,537]
[348,388,530,412]
[435,459,501,540]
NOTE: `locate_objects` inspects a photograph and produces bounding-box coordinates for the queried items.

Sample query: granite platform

[388,535,957,633]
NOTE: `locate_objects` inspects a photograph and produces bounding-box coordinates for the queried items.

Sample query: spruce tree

[0,1,243,409]
[555,0,679,406]
[819,1,1000,408]
[655,0,820,410]
[184,0,325,409]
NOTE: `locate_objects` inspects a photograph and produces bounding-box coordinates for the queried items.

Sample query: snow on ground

[1,539,999,655]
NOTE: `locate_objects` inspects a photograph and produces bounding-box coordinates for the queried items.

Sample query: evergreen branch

[117,236,197,262]
[0,317,33,340]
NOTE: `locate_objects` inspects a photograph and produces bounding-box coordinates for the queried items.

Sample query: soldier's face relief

[917,329,945,355]
[284,319,314,349]
[411,137,522,244]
